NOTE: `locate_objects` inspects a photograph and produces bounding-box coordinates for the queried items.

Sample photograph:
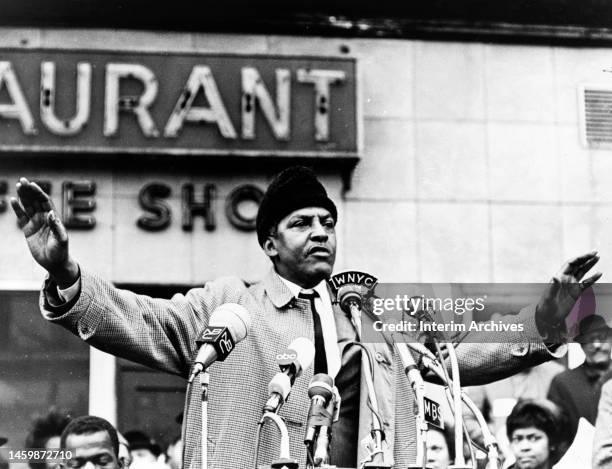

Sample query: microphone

[264,337,315,413]
[395,342,429,468]
[313,385,340,466]
[304,374,334,446]
[337,284,364,338]
[336,287,390,467]
[411,308,467,468]
[188,303,251,383]
[338,284,363,315]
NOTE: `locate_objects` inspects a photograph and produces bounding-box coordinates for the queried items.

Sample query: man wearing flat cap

[11,166,601,469]
[548,314,612,443]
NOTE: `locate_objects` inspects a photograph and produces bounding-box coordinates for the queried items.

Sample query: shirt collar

[278,275,332,306]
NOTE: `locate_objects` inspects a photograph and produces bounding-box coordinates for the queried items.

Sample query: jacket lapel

[263,268,295,309]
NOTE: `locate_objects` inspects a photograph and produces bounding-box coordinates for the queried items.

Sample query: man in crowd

[61,416,121,469]
[547,314,612,442]
[506,400,565,469]
[11,167,601,469]
[25,407,71,469]
[593,376,612,468]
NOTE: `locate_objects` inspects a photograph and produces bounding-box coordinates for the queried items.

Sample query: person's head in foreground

[257,166,337,289]
[60,416,120,469]
[506,400,565,469]
[26,407,72,469]
[426,424,454,469]
[122,430,160,465]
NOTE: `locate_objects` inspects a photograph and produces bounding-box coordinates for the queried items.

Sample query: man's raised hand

[10,178,79,288]
[536,251,603,332]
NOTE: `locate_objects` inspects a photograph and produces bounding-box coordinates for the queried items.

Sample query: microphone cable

[347,340,385,439]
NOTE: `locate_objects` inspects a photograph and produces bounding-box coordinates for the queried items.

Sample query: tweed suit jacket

[41,267,560,469]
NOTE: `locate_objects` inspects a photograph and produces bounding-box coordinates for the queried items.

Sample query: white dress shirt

[278,276,341,378]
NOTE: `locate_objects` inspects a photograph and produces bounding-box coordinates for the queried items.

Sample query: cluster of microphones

[184,286,500,469]
[187,302,341,469]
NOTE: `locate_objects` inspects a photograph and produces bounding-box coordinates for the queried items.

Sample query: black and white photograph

[1,1,612,468]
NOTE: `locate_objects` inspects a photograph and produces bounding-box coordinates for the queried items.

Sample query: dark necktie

[298,290,328,374]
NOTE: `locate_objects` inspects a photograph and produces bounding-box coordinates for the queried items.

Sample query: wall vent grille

[580,84,612,148]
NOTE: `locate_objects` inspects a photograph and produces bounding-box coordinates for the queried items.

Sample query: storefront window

[0,290,89,451]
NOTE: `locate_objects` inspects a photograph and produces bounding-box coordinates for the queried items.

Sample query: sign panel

[424,396,444,429]
[0,50,358,157]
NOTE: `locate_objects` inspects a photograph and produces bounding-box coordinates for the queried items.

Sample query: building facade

[1,23,611,452]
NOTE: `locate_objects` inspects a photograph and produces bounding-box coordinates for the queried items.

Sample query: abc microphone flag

[264,337,315,413]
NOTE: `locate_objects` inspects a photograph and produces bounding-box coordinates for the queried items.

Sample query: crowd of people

[6,340,612,469]
[458,312,612,468]
[421,311,612,469]
[0,408,182,469]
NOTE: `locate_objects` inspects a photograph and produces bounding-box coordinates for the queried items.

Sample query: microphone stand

[186,365,211,469]
[436,342,470,469]
[201,370,210,469]
[456,391,501,469]
[403,343,501,469]
[256,412,299,469]
[395,342,431,469]
[444,389,501,469]
[414,307,470,469]
[306,385,340,469]
[313,393,339,468]
[360,345,391,469]
[344,297,392,469]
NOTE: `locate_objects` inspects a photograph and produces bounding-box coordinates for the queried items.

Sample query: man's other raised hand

[10,177,79,288]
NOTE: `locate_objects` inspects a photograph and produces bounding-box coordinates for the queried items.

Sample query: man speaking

[11,166,600,469]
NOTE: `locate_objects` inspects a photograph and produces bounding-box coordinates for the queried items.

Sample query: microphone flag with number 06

[196,326,235,361]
